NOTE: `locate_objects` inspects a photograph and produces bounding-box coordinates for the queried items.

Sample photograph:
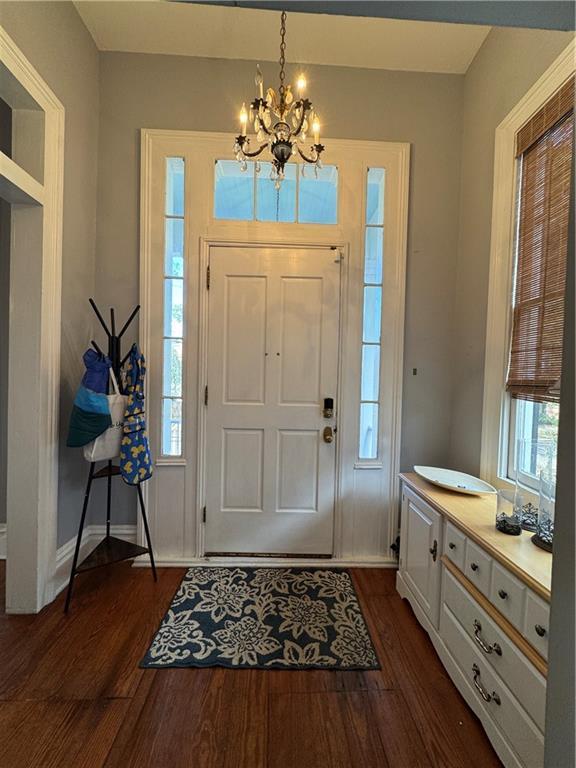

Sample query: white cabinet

[398,485,442,627]
[397,476,550,768]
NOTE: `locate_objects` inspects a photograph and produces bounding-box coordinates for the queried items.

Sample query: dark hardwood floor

[0,562,502,767]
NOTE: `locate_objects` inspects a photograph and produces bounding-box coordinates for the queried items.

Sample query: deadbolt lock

[323,426,334,444]
[322,397,334,419]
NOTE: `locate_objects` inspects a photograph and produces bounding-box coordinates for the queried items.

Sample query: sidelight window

[161,157,185,456]
[359,168,385,460]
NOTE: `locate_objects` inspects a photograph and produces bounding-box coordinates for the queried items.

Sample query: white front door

[204,245,341,555]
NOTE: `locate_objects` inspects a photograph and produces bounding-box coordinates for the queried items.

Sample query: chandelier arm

[256,119,272,137]
[238,142,269,159]
[297,145,322,164]
[293,106,310,138]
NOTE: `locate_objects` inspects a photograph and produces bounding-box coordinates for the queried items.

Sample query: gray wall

[448,26,573,474]
[0,2,100,546]
[96,52,465,491]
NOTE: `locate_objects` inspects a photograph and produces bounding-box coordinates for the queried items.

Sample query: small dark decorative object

[521,501,539,532]
[532,470,555,552]
[496,488,522,536]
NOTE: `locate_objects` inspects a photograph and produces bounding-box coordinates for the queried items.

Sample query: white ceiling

[74,1,491,74]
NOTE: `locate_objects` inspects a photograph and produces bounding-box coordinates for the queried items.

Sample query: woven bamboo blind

[507,107,574,403]
[516,76,574,156]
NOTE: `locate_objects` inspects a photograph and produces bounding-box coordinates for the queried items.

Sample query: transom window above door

[214,160,338,224]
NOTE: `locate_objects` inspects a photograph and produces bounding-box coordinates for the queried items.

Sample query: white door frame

[0,27,64,612]
[196,238,348,559]
[139,130,409,567]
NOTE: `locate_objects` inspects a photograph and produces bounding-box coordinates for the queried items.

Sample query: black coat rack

[64,299,157,613]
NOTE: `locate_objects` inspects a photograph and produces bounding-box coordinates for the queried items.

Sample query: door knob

[323,426,334,443]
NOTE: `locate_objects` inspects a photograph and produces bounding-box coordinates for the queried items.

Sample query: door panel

[222,429,264,511]
[277,429,319,511]
[205,246,340,555]
[224,275,267,404]
[279,277,322,404]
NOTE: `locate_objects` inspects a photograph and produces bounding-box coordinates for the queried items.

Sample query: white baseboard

[0,524,6,559]
[133,555,398,568]
[51,524,138,600]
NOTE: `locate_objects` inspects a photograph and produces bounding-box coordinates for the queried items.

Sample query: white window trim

[480,40,575,502]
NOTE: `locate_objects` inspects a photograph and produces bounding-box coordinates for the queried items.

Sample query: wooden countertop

[400,472,553,601]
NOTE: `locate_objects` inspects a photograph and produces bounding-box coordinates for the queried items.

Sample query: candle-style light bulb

[296,74,306,97]
[312,117,320,145]
[240,103,248,136]
[255,65,264,99]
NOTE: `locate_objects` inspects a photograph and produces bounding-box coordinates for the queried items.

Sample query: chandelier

[234,10,325,184]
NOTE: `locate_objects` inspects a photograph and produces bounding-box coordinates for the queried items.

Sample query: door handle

[429,539,438,562]
[323,426,334,443]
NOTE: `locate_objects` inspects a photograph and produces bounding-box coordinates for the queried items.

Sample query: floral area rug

[141,567,380,670]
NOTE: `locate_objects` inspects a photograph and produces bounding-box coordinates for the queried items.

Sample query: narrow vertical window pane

[165,218,184,277]
[361,345,380,401]
[256,162,296,222]
[162,339,183,397]
[364,228,383,284]
[298,165,338,224]
[166,157,184,216]
[214,160,254,220]
[362,287,382,343]
[359,403,379,459]
[366,168,385,226]
[163,279,184,338]
[162,398,182,456]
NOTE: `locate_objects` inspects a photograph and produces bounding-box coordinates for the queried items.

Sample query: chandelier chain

[278,10,286,98]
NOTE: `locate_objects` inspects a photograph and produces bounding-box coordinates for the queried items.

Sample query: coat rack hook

[89,298,111,337]
[118,304,140,339]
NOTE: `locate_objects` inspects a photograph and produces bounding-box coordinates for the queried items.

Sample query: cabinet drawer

[491,562,526,632]
[440,604,544,768]
[444,521,466,571]
[465,540,492,597]
[524,592,550,661]
[443,569,546,730]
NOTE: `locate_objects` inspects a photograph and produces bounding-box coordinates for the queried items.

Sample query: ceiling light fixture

[234,10,325,186]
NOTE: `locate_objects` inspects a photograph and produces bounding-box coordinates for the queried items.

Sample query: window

[214,160,338,224]
[161,157,185,456]
[359,168,385,460]
[506,77,573,489]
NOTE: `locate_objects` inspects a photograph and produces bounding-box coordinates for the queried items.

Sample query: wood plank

[268,691,389,768]
[0,699,129,768]
[401,472,552,598]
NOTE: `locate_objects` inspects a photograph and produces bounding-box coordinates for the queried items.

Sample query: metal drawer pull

[535,624,547,637]
[449,542,456,550]
[473,620,502,656]
[498,589,508,600]
[470,562,479,571]
[429,539,438,562]
[472,664,501,705]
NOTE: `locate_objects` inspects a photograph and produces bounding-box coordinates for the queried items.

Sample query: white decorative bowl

[414,466,497,495]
